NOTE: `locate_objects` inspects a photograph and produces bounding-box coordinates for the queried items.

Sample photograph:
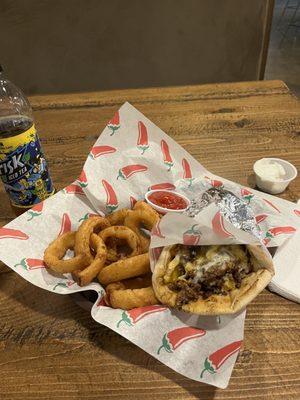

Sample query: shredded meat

[168,280,203,306]
[169,245,253,308]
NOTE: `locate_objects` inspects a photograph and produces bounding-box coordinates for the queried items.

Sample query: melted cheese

[194,250,233,281]
[222,276,236,290]
[165,245,249,286]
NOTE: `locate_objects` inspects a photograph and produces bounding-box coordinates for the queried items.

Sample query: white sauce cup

[253,158,297,194]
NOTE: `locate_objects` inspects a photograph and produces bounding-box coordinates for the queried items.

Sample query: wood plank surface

[0,80,299,399]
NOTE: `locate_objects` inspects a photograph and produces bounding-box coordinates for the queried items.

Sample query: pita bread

[152,244,274,315]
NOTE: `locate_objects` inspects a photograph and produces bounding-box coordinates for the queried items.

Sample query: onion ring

[124,208,160,253]
[134,201,160,217]
[105,237,119,262]
[105,282,158,309]
[105,237,131,263]
[75,216,110,263]
[121,274,152,289]
[98,253,150,285]
[99,226,141,262]
[73,233,107,286]
[107,209,130,225]
[44,232,88,273]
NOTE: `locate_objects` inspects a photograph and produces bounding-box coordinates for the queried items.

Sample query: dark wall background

[1,0,272,94]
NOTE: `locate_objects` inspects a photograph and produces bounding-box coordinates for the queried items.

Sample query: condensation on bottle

[0,65,55,215]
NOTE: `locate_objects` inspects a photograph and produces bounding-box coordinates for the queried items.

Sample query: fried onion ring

[124,208,160,253]
[121,274,152,289]
[99,226,141,262]
[44,232,88,273]
[133,200,159,217]
[98,253,150,285]
[73,233,107,286]
[105,237,119,262]
[105,282,158,309]
[75,216,110,263]
[107,209,130,226]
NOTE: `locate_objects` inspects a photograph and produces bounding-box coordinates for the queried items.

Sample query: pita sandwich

[152,243,274,315]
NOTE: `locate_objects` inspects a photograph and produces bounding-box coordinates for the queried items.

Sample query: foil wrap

[186,187,262,240]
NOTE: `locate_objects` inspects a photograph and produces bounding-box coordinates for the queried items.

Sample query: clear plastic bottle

[0,66,54,215]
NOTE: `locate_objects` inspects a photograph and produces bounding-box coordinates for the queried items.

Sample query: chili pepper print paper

[90,301,245,388]
[0,102,299,389]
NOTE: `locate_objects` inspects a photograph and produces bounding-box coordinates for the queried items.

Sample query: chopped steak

[164,244,253,308]
[169,280,203,306]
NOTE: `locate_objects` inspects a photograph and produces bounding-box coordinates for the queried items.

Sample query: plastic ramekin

[253,158,297,194]
[145,190,190,214]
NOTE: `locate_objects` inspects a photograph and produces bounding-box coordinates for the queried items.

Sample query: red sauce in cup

[148,191,188,210]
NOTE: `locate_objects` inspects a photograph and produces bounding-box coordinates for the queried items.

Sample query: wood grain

[0,80,299,399]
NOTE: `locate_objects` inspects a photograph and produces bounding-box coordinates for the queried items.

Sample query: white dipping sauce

[253,157,297,194]
[254,158,286,181]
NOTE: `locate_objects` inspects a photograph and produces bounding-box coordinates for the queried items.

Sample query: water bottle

[0,66,54,215]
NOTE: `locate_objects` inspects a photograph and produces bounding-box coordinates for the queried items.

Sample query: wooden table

[0,80,299,400]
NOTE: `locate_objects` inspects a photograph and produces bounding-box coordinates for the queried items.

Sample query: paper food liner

[0,102,299,389]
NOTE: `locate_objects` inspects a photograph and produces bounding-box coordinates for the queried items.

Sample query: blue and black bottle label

[0,124,54,207]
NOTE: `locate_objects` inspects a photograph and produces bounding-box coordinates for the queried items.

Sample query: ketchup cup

[145,190,190,214]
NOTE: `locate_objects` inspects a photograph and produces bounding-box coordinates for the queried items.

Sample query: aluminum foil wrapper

[186,187,262,240]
